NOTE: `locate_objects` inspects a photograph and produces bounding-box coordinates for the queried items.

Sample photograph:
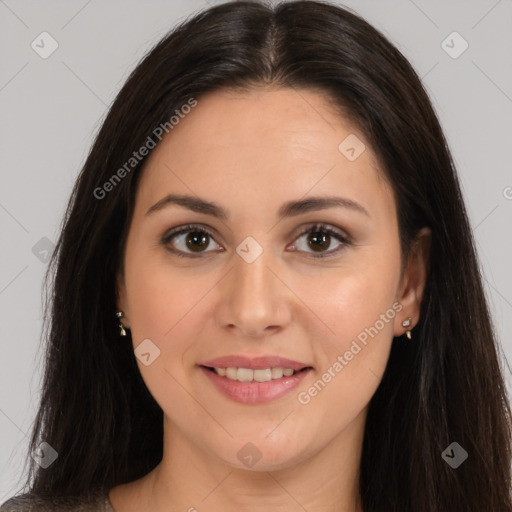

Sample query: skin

[111,87,430,512]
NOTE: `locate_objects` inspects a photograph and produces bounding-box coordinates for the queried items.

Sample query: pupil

[308,232,330,252]
[186,231,209,252]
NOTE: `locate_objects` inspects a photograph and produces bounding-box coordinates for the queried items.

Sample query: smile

[198,354,314,404]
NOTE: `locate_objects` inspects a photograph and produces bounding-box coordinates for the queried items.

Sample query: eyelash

[161,223,352,259]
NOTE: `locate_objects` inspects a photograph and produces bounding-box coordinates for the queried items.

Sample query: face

[117,87,426,471]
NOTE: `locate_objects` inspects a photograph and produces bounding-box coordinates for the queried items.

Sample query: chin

[213,435,311,473]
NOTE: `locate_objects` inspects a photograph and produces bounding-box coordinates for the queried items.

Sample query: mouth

[198,355,314,404]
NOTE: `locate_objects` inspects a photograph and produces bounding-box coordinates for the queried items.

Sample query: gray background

[1,0,511,500]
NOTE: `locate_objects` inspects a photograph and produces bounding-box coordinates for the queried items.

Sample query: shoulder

[0,491,114,511]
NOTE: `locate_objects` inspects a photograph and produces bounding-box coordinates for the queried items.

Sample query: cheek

[294,255,401,422]
[123,245,204,389]
[124,259,203,414]
[299,253,401,348]
[326,273,398,340]
[124,241,196,337]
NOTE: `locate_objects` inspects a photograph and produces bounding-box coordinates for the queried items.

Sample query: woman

[2,1,511,511]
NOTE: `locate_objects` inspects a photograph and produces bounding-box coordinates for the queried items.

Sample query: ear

[116,271,130,328]
[394,227,431,336]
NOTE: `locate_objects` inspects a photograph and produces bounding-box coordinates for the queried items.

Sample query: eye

[289,223,351,259]
[161,224,223,258]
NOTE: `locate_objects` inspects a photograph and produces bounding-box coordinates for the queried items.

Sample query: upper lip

[200,355,312,371]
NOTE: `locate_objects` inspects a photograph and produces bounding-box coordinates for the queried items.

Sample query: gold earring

[402,318,412,339]
[116,311,127,336]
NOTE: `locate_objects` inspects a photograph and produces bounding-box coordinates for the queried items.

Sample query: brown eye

[162,224,223,258]
[291,224,351,258]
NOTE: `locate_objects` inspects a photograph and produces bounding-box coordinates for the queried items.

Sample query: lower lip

[199,366,312,404]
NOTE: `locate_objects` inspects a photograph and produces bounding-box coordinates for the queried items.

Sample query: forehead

[134,87,394,221]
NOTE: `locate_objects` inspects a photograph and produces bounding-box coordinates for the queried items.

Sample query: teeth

[226,367,237,380]
[254,369,272,382]
[271,367,283,379]
[237,368,254,382]
[213,366,299,382]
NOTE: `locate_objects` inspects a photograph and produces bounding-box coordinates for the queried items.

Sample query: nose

[214,246,293,339]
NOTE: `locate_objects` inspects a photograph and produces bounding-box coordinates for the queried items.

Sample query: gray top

[0,492,115,511]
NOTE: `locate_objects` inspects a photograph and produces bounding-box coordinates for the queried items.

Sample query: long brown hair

[12,1,512,510]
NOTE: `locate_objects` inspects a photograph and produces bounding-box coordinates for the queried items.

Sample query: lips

[200,355,311,371]
[198,354,314,404]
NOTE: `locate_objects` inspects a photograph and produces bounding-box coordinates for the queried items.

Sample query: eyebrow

[145,193,370,219]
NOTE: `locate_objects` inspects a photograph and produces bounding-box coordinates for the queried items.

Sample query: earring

[402,318,412,339]
[116,311,127,336]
